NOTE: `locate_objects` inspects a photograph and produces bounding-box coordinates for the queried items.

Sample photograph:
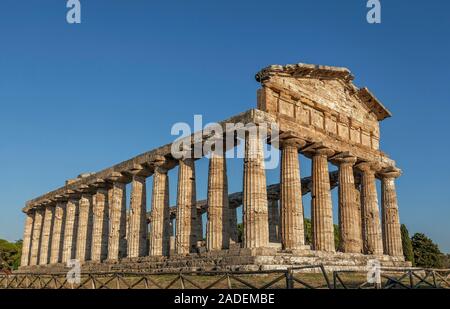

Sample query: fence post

[285,268,294,289]
[409,270,414,289]
[431,271,437,288]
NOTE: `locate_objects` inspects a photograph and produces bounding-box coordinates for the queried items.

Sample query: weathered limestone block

[280,139,306,249]
[268,199,280,243]
[310,147,335,252]
[39,205,55,265]
[242,132,269,249]
[108,182,127,260]
[91,188,109,262]
[50,202,66,264]
[150,163,171,256]
[29,208,44,266]
[176,158,197,255]
[76,193,94,262]
[128,173,148,258]
[20,211,34,267]
[62,198,79,263]
[335,155,362,253]
[357,162,383,255]
[206,152,230,251]
[380,168,403,257]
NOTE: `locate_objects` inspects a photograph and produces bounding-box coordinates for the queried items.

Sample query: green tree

[411,233,443,268]
[304,218,312,245]
[237,223,243,243]
[401,224,415,265]
[0,239,22,271]
[442,254,450,269]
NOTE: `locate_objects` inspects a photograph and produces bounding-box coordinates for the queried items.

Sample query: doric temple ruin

[19,63,410,273]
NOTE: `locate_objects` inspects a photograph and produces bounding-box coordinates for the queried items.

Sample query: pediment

[256,63,392,122]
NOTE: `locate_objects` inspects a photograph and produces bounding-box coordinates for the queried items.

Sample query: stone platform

[19,246,411,274]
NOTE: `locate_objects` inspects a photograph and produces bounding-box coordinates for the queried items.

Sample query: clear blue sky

[0,0,449,253]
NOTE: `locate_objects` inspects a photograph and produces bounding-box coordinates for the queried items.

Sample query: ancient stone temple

[19,63,410,273]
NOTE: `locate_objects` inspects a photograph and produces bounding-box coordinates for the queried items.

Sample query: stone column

[228,205,238,244]
[357,162,383,255]
[197,209,203,243]
[379,167,403,257]
[268,198,280,243]
[150,160,171,256]
[50,202,66,264]
[91,186,110,262]
[20,211,34,267]
[29,208,44,266]
[62,197,79,263]
[108,178,127,260]
[169,219,176,255]
[175,158,197,255]
[335,155,363,253]
[310,147,335,252]
[128,170,148,258]
[206,151,230,251]
[76,193,94,262]
[242,132,269,249]
[280,139,306,249]
[39,205,55,265]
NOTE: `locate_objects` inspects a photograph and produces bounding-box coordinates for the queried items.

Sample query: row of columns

[21,134,404,267]
[239,135,403,257]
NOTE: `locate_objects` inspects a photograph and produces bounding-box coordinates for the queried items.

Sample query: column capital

[280,137,307,150]
[330,152,357,165]
[88,178,111,190]
[126,164,152,178]
[356,161,381,174]
[303,143,335,158]
[152,155,169,174]
[106,171,128,184]
[75,184,96,196]
[378,166,402,179]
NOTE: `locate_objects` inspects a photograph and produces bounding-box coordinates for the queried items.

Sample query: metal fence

[0,265,448,289]
[333,268,450,289]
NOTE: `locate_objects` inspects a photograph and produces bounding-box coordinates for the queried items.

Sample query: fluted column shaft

[20,212,34,267]
[76,194,93,262]
[337,157,362,253]
[357,162,383,255]
[242,133,269,248]
[108,183,127,260]
[175,158,197,255]
[197,210,203,243]
[62,198,79,263]
[280,142,305,249]
[150,167,171,256]
[50,202,66,264]
[311,148,335,252]
[128,175,148,257]
[228,206,238,244]
[206,153,230,251]
[380,169,403,257]
[91,188,109,262]
[39,206,54,265]
[29,208,44,266]
[268,199,280,242]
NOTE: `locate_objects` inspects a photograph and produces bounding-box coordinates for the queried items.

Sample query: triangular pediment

[256,63,391,121]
